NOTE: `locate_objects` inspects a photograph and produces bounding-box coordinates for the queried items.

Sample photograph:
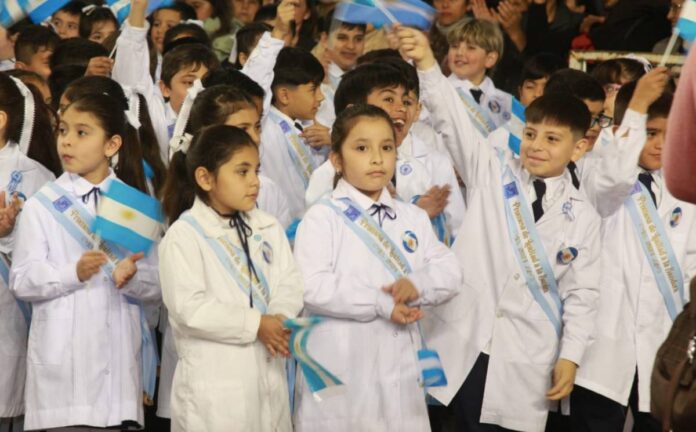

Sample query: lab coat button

[514,274,520,281]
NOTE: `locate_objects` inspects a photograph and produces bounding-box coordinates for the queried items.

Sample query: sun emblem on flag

[556,247,578,265]
[402,230,418,253]
[120,209,136,221]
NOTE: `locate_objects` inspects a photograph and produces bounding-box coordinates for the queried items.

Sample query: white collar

[189,196,275,238]
[521,169,569,207]
[332,178,396,212]
[0,141,19,160]
[268,105,297,125]
[328,62,346,79]
[448,75,495,95]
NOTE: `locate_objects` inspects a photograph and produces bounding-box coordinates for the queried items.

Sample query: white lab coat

[159,198,303,432]
[575,111,696,411]
[10,172,161,430]
[112,20,170,163]
[304,155,430,208]
[241,32,285,117]
[419,65,600,431]
[293,179,462,432]
[258,174,292,229]
[0,142,54,418]
[260,107,328,220]
[315,63,345,128]
[448,75,514,129]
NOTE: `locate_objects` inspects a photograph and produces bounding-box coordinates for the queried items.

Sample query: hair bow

[9,77,35,156]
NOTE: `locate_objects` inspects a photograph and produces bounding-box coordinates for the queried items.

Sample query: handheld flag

[503,97,525,155]
[284,317,344,400]
[107,0,174,24]
[92,179,163,255]
[1,0,71,27]
[677,0,696,41]
[334,0,436,30]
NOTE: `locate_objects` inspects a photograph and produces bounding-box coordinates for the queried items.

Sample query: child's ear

[276,87,291,107]
[329,151,343,175]
[570,137,589,162]
[484,51,499,69]
[194,166,214,192]
[0,110,7,132]
[14,61,28,71]
[104,135,122,158]
[159,80,171,99]
[238,52,248,67]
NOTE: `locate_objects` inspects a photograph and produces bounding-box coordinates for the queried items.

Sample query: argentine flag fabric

[677,0,696,41]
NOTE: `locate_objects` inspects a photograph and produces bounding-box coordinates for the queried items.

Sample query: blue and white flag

[93,180,163,255]
[677,0,696,41]
[334,0,436,30]
[107,0,174,24]
[0,0,70,27]
[504,97,525,155]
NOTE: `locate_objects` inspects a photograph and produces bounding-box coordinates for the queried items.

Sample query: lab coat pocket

[0,301,27,357]
[29,317,72,365]
[189,380,247,431]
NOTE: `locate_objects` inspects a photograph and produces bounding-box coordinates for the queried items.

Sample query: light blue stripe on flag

[28,0,70,23]
[108,0,174,24]
[335,0,435,29]
[103,180,163,222]
[92,217,156,254]
[677,0,696,41]
[505,97,525,155]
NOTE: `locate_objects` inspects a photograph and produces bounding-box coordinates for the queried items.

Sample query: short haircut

[544,69,605,102]
[614,82,673,125]
[253,4,277,23]
[152,2,197,22]
[525,93,591,140]
[357,48,401,66]
[366,56,419,98]
[591,58,646,86]
[203,68,265,101]
[161,43,220,87]
[55,0,88,16]
[447,18,504,57]
[15,25,60,63]
[163,23,211,53]
[520,53,566,83]
[49,37,108,69]
[271,47,324,90]
[79,6,118,39]
[47,64,87,110]
[236,22,272,60]
[321,9,367,34]
[334,62,408,114]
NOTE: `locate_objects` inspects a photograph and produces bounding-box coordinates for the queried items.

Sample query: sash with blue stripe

[33,182,159,400]
[496,150,563,336]
[180,212,270,313]
[455,87,498,138]
[625,181,685,320]
[410,195,454,247]
[321,196,447,387]
[0,252,31,325]
[267,110,317,188]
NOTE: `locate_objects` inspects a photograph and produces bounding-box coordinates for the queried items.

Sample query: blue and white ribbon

[455,87,498,138]
[267,110,317,188]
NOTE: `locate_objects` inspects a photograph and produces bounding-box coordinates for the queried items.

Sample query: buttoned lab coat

[293,179,462,432]
[159,198,303,432]
[10,172,161,430]
[0,142,54,418]
[419,65,600,432]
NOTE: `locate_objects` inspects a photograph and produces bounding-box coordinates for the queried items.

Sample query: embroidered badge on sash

[53,196,72,212]
[400,163,413,176]
[402,230,418,253]
[671,207,683,228]
[262,241,273,264]
[344,205,360,221]
[8,171,22,193]
[556,247,578,265]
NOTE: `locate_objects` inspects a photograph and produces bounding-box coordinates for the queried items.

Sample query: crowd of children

[0,0,693,431]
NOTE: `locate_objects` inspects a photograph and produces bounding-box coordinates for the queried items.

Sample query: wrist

[628,99,650,114]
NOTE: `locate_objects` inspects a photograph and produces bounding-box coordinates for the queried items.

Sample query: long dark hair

[162,124,257,223]
[0,72,61,176]
[187,85,257,134]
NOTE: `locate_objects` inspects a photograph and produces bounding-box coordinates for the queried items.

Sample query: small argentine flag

[107,0,174,24]
[504,97,525,155]
[93,180,163,255]
[0,0,70,27]
[677,0,696,41]
[335,0,436,30]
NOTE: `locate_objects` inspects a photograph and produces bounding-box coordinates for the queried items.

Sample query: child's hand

[416,185,450,219]
[628,67,670,114]
[85,56,114,77]
[390,303,423,325]
[396,25,436,70]
[77,251,108,282]
[301,123,331,148]
[546,358,578,400]
[258,315,291,357]
[112,252,144,288]
[272,0,298,41]
[471,0,497,22]
[383,278,419,304]
[128,0,148,27]
[0,192,22,237]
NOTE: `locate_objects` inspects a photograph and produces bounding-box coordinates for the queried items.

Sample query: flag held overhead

[677,0,696,41]
[334,0,436,30]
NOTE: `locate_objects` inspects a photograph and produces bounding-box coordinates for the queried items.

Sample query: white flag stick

[659,29,680,67]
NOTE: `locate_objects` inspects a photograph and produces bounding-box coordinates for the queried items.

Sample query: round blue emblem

[399,163,413,176]
[670,207,683,228]
[502,111,511,121]
[556,247,578,265]
[402,230,418,253]
[488,100,501,114]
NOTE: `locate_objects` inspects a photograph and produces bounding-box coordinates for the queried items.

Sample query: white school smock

[258,174,292,229]
[574,111,696,411]
[400,131,465,237]
[159,198,303,432]
[418,64,600,432]
[260,106,328,220]
[241,31,285,117]
[315,63,346,128]
[112,20,170,164]
[9,171,161,430]
[0,142,54,418]
[293,179,462,432]
[448,75,514,130]
[304,155,430,208]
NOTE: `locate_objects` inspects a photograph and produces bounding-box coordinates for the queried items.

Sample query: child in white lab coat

[159,124,303,432]
[10,93,161,430]
[0,72,56,432]
[293,104,462,432]
[397,27,601,432]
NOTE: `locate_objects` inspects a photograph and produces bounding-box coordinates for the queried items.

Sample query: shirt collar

[329,62,345,79]
[448,75,494,95]
[269,105,297,124]
[165,102,177,125]
[0,141,19,160]
[521,169,569,205]
[332,178,396,212]
[190,197,276,238]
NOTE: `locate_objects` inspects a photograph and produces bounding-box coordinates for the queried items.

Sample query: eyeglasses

[590,113,613,129]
